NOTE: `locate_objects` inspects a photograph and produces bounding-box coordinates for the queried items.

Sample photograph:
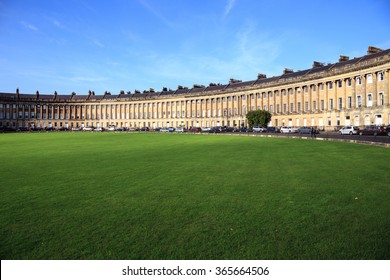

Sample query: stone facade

[1,46,390,131]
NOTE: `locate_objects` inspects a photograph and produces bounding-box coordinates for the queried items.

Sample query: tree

[246,110,272,128]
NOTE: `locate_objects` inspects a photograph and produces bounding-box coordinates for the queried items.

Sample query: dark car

[189,127,201,133]
[266,127,279,133]
[359,126,387,136]
[208,127,221,133]
[140,127,149,131]
[386,125,390,137]
[298,126,319,134]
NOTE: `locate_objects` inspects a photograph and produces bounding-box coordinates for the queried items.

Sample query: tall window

[378,72,384,81]
[367,94,372,107]
[338,98,342,110]
[378,92,384,105]
[348,97,352,109]
[367,74,373,84]
[357,96,362,107]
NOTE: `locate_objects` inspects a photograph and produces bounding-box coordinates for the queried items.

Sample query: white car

[160,128,169,132]
[175,127,186,133]
[201,127,211,132]
[280,126,298,133]
[82,127,93,131]
[93,127,103,132]
[339,126,360,135]
[253,126,267,132]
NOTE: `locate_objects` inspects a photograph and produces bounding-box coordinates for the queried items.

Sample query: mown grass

[0,132,389,259]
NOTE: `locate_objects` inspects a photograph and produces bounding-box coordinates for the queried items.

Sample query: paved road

[234,131,390,145]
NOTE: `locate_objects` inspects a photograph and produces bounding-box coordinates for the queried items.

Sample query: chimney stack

[367,46,382,55]
[339,55,349,62]
[312,61,324,68]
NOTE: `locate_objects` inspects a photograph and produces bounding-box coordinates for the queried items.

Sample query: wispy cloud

[68,76,109,83]
[137,0,175,28]
[20,21,38,32]
[91,38,104,48]
[52,19,65,29]
[133,22,284,90]
[224,0,236,18]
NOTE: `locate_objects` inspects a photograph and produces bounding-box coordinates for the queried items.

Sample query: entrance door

[375,115,382,125]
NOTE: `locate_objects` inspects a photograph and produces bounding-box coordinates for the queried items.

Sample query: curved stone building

[1,46,390,131]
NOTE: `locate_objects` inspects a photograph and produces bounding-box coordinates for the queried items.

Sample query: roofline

[1,47,390,102]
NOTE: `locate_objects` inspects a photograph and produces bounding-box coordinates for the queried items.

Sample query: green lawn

[0,132,389,259]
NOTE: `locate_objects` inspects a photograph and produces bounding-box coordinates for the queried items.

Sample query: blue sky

[1,0,389,95]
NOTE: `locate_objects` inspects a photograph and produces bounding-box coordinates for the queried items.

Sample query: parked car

[338,126,360,135]
[266,126,279,133]
[107,126,116,131]
[225,127,235,132]
[201,127,211,132]
[71,127,81,131]
[253,126,267,132]
[175,127,186,133]
[209,127,221,133]
[82,126,94,131]
[140,127,149,131]
[386,125,390,137]
[297,126,311,134]
[189,127,201,133]
[359,125,386,136]
[160,127,169,132]
[93,127,103,132]
[280,126,298,133]
[168,127,175,132]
